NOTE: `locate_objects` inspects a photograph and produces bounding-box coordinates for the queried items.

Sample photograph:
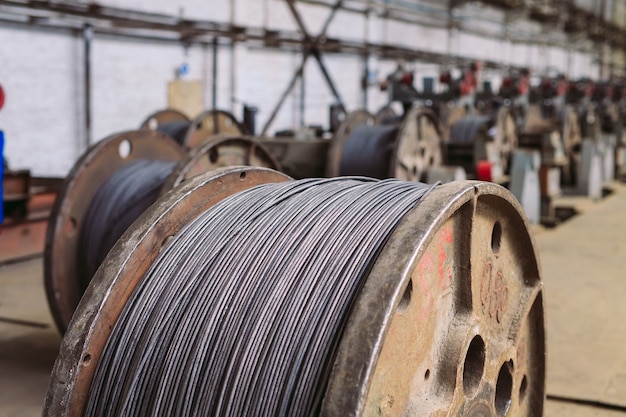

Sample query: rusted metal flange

[43,166,291,417]
[326,109,376,177]
[322,181,545,417]
[182,109,245,148]
[441,105,470,140]
[139,108,190,131]
[161,134,282,192]
[391,106,444,182]
[375,105,399,124]
[44,131,184,334]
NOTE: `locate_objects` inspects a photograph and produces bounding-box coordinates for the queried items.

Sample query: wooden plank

[167,80,203,119]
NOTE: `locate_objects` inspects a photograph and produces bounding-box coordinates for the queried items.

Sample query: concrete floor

[2,184,626,416]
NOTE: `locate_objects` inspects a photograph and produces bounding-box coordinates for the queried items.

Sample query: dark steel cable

[85,177,438,417]
[339,124,400,178]
[78,159,177,290]
[449,115,493,144]
[156,120,192,145]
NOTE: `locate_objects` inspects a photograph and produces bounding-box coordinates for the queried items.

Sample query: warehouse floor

[1,183,626,416]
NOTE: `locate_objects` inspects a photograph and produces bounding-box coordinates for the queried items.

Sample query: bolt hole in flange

[463,335,486,396]
[397,279,412,313]
[491,221,502,254]
[209,147,219,164]
[495,360,514,416]
[118,139,132,159]
[518,374,528,405]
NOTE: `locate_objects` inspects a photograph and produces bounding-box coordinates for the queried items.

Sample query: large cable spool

[139,109,191,146]
[375,105,402,125]
[325,109,376,176]
[161,134,281,191]
[183,109,246,148]
[140,108,245,148]
[448,107,518,180]
[44,131,277,334]
[44,131,184,334]
[327,107,443,182]
[44,172,545,417]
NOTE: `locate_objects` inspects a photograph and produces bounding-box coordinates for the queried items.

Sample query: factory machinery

[5,64,623,416]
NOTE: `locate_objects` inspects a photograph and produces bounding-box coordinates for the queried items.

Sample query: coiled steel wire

[85,177,437,417]
[338,125,400,178]
[78,160,177,289]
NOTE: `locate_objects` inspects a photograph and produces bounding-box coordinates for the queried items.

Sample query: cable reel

[327,107,443,182]
[44,170,545,417]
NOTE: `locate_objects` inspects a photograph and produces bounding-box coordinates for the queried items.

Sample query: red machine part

[476,160,493,182]
[0,83,5,111]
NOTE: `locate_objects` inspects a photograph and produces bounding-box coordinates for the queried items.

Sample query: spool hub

[392,106,444,181]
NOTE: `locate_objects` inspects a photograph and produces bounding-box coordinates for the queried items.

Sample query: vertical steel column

[362,53,369,109]
[83,24,93,150]
[212,38,218,109]
[300,55,306,127]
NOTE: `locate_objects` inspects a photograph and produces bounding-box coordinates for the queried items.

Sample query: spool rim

[139,108,190,131]
[325,109,376,177]
[43,166,292,417]
[182,109,245,148]
[161,134,282,193]
[44,131,184,334]
[391,106,444,182]
[495,106,519,175]
[322,181,545,416]
[375,105,397,124]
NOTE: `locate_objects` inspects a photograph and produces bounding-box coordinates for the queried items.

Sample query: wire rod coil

[78,160,177,288]
[45,172,546,417]
[327,107,443,182]
[85,177,437,417]
[45,130,184,334]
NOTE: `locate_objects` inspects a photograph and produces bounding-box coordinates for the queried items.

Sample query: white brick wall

[0,0,601,176]
[0,26,83,177]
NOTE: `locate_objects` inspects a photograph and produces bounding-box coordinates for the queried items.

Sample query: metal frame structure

[0,0,624,135]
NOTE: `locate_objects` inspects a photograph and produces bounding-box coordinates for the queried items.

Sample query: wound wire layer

[85,177,437,417]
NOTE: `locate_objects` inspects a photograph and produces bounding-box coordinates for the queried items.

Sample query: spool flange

[43,166,291,417]
[44,131,184,334]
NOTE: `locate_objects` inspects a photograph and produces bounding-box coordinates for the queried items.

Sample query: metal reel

[375,105,398,125]
[326,109,376,177]
[183,109,245,148]
[139,109,190,131]
[441,105,469,141]
[161,135,282,191]
[322,181,545,417]
[44,131,184,334]
[392,106,443,182]
[43,167,292,417]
